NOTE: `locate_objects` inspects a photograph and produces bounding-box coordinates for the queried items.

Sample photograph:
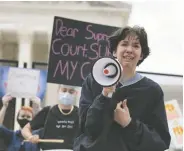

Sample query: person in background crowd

[22,84,79,151]
[0,94,41,151]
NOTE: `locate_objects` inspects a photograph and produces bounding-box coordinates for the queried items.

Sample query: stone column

[14,30,33,130]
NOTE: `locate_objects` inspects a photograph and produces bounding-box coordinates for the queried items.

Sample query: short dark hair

[109,26,150,65]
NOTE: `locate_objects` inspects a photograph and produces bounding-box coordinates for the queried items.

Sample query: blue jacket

[0,124,40,151]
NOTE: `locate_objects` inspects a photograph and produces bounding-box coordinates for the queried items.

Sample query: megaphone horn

[103,63,118,78]
[91,57,122,87]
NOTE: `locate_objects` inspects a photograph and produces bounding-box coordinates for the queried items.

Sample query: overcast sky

[127,0,183,75]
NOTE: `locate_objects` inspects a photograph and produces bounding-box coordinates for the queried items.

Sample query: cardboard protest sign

[47,16,118,86]
[165,100,183,149]
[165,100,182,121]
[7,67,40,98]
[0,66,47,100]
[168,118,183,149]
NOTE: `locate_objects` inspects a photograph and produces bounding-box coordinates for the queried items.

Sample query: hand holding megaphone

[102,86,116,98]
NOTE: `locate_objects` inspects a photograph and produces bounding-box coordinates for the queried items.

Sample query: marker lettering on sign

[52,40,110,59]
[52,39,88,57]
[88,43,110,60]
[55,19,79,38]
[53,60,78,80]
[52,38,62,55]
[85,24,109,42]
[53,60,69,80]
[53,60,91,81]
[81,62,90,80]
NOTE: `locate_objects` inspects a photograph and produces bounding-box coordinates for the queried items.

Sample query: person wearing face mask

[0,94,41,151]
[74,26,171,151]
[22,84,79,151]
[17,107,34,128]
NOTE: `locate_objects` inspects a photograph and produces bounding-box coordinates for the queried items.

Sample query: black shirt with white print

[30,105,79,150]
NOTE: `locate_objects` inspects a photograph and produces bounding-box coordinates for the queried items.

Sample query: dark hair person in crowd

[75,26,171,151]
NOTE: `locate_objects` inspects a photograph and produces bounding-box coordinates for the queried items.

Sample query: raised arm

[0,94,13,124]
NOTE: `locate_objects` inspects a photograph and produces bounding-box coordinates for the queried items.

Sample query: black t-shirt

[30,105,79,150]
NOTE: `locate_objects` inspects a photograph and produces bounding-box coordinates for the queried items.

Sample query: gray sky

[127,0,183,75]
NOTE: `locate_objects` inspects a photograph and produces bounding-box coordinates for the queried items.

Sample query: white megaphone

[91,57,122,87]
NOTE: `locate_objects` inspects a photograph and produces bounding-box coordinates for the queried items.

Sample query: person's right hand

[28,134,40,144]
[30,96,41,108]
[2,94,13,107]
[102,85,116,98]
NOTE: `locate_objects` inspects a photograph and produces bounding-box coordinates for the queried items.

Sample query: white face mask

[58,92,75,105]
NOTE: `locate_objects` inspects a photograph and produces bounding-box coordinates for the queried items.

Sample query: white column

[14,30,33,130]
[18,30,33,68]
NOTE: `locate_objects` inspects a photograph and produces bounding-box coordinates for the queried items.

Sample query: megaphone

[91,57,122,87]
